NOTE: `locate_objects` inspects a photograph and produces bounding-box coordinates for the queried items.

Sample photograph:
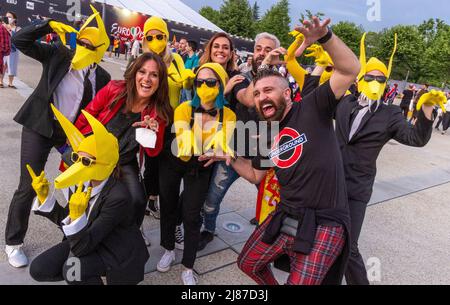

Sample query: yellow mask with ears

[71,5,109,70]
[50,104,119,189]
[143,16,169,55]
[357,32,397,102]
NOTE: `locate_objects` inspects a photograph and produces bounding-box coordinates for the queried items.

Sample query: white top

[446,100,450,112]
[53,65,97,123]
[131,40,141,57]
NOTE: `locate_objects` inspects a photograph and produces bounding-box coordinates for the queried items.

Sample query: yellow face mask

[147,38,167,55]
[51,104,119,189]
[71,5,109,70]
[357,32,397,103]
[196,83,220,104]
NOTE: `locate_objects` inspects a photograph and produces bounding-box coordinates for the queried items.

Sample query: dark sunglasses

[194,78,219,88]
[76,39,105,51]
[364,74,387,83]
[71,152,98,167]
[325,66,334,73]
[146,34,165,42]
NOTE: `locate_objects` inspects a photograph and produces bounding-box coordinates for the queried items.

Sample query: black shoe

[250,217,259,226]
[197,231,214,252]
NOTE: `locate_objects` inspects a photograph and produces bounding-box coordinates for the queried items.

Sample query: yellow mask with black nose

[50,104,119,189]
[71,5,109,70]
[357,32,397,103]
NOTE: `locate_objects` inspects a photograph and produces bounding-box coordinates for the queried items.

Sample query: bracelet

[317,28,333,44]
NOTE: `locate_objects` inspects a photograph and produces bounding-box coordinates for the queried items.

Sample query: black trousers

[442,113,450,131]
[435,115,443,129]
[158,152,212,269]
[120,161,147,227]
[5,126,66,246]
[143,154,160,197]
[344,199,370,285]
[30,240,107,285]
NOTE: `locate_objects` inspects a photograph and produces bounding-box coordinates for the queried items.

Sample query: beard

[252,56,265,73]
[257,96,287,122]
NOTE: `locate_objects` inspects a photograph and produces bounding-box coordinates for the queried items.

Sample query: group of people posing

[3,5,446,285]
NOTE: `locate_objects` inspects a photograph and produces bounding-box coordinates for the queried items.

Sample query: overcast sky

[181,0,450,32]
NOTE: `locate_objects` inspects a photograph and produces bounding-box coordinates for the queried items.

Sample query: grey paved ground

[0,53,449,285]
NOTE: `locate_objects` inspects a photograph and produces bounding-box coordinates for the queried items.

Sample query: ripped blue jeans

[203,161,240,233]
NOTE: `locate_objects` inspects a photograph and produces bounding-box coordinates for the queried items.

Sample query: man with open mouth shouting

[200,16,361,285]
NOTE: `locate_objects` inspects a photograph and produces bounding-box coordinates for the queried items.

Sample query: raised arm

[295,17,360,99]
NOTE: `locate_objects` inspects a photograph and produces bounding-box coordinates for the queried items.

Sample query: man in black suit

[4,7,111,268]
[27,106,148,285]
[334,33,439,284]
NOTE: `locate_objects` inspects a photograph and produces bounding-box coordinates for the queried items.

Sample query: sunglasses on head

[194,78,219,88]
[71,152,99,167]
[325,66,334,73]
[364,74,387,83]
[145,34,165,42]
[76,39,105,51]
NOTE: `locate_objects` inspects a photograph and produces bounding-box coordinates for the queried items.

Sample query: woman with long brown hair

[72,52,172,227]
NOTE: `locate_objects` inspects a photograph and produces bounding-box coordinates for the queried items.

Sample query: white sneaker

[175,225,184,250]
[5,245,29,268]
[181,269,198,285]
[157,250,175,272]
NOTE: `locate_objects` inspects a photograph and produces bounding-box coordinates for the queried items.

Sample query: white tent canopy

[94,0,224,32]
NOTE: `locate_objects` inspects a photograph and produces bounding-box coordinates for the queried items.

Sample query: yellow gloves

[68,182,92,221]
[305,44,333,67]
[205,130,234,157]
[285,31,307,90]
[49,21,78,45]
[416,90,447,113]
[26,165,50,205]
[176,129,201,158]
[169,68,196,88]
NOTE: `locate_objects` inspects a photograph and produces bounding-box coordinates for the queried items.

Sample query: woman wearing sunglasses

[157,63,236,285]
[68,52,172,230]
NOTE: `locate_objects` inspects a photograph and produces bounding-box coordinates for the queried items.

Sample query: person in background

[184,40,199,71]
[3,11,20,89]
[239,55,253,73]
[124,38,131,61]
[441,96,450,135]
[180,40,200,102]
[113,35,120,58]
[0,15,11,88]
[178,37,188,61]
[410,84,429,124]
[400,84,415,119]
[385,83,399,105]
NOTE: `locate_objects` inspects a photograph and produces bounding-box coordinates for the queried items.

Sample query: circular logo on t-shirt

[269,127,307,169]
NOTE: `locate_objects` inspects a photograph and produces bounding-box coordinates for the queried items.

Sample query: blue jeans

[203,162,240,233]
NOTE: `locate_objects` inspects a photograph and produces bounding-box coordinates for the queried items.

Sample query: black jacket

[12,20,111,138]
[335,95,433,203]
[35,178,149,284]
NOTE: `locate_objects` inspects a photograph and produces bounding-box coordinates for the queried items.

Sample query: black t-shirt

[105,106,141,165]
[400,89,414,107]
[252,81,348,211]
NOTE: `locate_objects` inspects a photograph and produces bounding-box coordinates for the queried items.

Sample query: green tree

[373,25,425,83]
[299,9,325,23]
[257,0,291,48]
[331,21,364,55]
[217,0,255,39]
[252,1,260,21]
[199,6,221,26]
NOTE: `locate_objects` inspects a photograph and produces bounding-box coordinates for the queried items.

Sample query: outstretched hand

[294,17,331,48]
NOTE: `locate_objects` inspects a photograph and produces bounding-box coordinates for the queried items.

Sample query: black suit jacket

[35,178,149,284]
[335,95,434,203]
[12,20,111,138]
